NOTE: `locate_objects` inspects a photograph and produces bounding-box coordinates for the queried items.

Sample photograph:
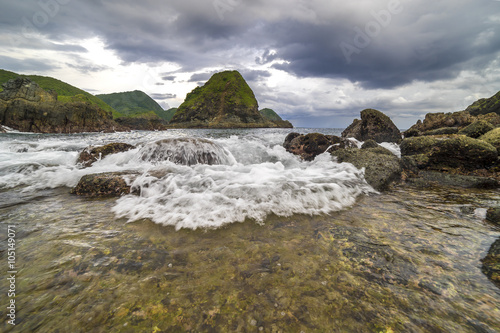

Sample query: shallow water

[0,129,499,332]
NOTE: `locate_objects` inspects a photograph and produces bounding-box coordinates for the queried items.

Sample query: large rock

[77,143,136,168]
[70,172,134,197]
[0,78,121,133]
[331,147,401,191]
[284,132,341,161]
[115,117,168,131]
[169,71,286,128]
[401,135,498,171]
[458,120,494,138]
[479,128,500,151]
[482,238,500,288]
[342,109,401,143]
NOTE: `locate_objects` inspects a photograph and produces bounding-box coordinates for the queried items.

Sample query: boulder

[331,147,401,191]
[342,109,401,143]
[70,172,134,197]
[458,120,494,138]
[401,135,498,171]
[479,128,500,151]
[486,207,500,226]
[482,238,500,288]
[284,133,340,161]
[361,139,379,149]
[77,143,136,168]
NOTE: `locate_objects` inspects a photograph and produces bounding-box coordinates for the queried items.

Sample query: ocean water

[0,128,499,332]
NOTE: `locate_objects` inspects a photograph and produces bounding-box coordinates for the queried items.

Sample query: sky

[0,0,499,128]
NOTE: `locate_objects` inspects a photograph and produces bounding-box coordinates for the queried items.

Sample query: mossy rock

[482,238,500,288]
[77,143,135,168]
[331,147,401,191]
[284,133,341,161]
[422,127,459,136]
[70,172,134,197]
[458,120,494,138]
[401,135,498,171]
[479,128,500,151]
[361,139,378,149]
[486,207,500,226]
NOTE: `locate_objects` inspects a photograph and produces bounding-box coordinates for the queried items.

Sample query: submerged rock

[77,143,136,168]
[139,138,235,165]
[284,132,341,161]
[331,147,401,191]
[482,238,500,288]
[71,172,134,197]
[342,109,401,143]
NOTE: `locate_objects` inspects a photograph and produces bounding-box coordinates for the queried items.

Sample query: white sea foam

[0,129,377,229]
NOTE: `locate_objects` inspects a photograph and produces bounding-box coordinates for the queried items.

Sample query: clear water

[0,128,499,332]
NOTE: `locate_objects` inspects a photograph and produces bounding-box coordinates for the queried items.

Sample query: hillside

[170,70,291,128]
[465,91,500,116]
[97,90,165,119]
[0,69,119,117]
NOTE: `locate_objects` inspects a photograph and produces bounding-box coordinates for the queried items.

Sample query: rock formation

[342,109,401,143]
[0,77,122,133]
[77,143,136,168]
[169,71,291,128]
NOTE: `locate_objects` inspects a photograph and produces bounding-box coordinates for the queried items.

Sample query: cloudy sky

[1,0,499,128]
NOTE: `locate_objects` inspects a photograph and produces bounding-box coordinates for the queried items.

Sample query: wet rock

[486,207,500,225]
[482,238,500,288]
[331,147,401,191]
[479,128,500,151]
[361,139,379,149]
[341,109,401,143]
[77,143,136,168]
[405,171,499,189]
[284,133,341,161]
[70,172,135,197]
[458,120,494,138]
[401,135,498,171]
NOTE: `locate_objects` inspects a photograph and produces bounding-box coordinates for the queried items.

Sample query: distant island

[168,70,293,128]
[0,69,293,133]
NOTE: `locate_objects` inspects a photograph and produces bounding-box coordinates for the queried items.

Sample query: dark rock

[342,109,401,143]
[486,208,500,225]
[115,117,168,131]
[284,133,340,161]
[77,143,136,168]
[405,171,499,189]
[482,238,500,288]
[331,147,401,191]
[458,120,494,138]
[0,77,57,103]
[71,172,134,197]
[401,135,498,171]
[466,90,500,116]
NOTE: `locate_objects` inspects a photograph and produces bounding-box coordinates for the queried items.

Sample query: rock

[482,238,500,288]
[259,108,293,128]
[331,147,401,191]
[0,77,57,103]
[0,77,121,133]
[169,71,288,128]
[70,172,134,197]
[342,109,401,143]
[404,171,499,189]
[458,120,494,138]
[486,207,500,225]
[284,133,340,161]
[479,128,500,151]
[401,135,498,171]
[421,127,459,136]
[466,90,500,116]
[115,117,168,131]
[361,139,379,149]
[77,143,136,167]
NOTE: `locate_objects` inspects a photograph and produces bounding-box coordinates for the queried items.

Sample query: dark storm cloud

[2,0,499,91]
[0,55,58,73]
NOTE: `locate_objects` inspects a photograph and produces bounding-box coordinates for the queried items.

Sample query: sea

[0,128,499,332]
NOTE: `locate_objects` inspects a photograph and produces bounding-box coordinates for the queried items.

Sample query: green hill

[97,90,167,119]
[465,91,500,116]
[0,69,119,117]
[164,108,177,122]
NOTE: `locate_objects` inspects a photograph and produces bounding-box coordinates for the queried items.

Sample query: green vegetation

[466,91,500,116]
[97,90,167,120]
[164,108,178,122]
[0,69,120,117]
[260,108,284,122]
